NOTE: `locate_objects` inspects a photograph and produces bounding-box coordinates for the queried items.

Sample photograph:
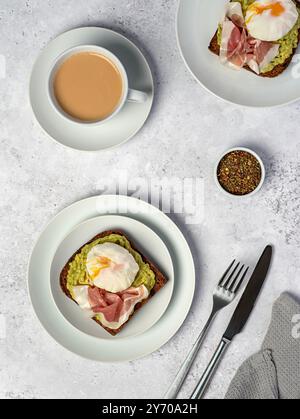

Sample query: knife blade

[223,245,273,341]
[190,245,273,399]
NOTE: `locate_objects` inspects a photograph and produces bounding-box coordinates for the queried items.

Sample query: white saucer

[30,27,154,151]
[177,0,300,108]
[28,196,195,362]
[50,215,174,339]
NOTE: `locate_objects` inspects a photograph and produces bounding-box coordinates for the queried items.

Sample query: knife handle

[190,338,231,399]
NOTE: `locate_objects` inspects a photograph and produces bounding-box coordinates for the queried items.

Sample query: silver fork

[164,260,249,400]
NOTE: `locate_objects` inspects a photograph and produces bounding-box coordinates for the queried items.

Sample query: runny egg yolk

[246,1,285,24]
[89,256,111,280]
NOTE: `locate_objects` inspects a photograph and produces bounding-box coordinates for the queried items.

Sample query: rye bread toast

[209,29,300,78]
[60,230,168,336]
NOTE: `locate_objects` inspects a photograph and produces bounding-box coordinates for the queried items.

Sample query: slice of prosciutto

[219,2,279,74]
[220,20,248,68]
[225,1,245,27]
[72,284,150,330]
[246,38,279,74]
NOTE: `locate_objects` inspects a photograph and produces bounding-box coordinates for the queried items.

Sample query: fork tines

[219,260,249,294]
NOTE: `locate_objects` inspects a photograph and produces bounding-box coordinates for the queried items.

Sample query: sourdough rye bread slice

[209,29,300,78]
[60,230,168,336]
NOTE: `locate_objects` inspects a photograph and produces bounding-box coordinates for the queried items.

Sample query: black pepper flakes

[217,150,262,196]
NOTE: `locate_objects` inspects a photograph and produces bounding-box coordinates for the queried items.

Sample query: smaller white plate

[50,215,174,339]
[30,27,154,151]
[177,0,300,107]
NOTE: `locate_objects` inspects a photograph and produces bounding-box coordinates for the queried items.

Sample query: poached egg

[86,243,139,293]
[245,0,299,41]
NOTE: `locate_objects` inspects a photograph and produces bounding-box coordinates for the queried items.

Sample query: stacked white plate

[28,195,195,362]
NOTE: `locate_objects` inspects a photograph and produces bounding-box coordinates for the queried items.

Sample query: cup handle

[127,89,148,103]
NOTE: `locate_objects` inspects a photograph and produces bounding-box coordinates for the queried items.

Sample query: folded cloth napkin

[226,293,300,399]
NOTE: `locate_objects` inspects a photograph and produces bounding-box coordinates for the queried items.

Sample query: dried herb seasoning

[217,150,262,196]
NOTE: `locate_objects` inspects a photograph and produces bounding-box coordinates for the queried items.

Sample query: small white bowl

[215,147,266,198]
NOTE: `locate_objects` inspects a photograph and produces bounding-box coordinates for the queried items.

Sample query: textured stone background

[1,0,300,399]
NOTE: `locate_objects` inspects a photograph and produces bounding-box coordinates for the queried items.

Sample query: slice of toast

[60,230,168,336]
[209,29,300,78]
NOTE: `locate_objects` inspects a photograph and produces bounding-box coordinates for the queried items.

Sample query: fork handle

[164,312,217,399]
[190,338,231,399]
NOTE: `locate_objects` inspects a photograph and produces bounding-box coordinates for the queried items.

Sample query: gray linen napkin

[226,293,300,400]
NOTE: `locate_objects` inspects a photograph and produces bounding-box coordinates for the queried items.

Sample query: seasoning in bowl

[217,149,263,196]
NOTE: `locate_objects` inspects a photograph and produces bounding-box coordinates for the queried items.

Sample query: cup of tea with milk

[48,45,147,125]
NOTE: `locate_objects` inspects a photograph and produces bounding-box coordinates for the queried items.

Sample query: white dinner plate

[30,27,154,151]
[50,215,174,339]
[28,195,195,362]
[177,0,300,107]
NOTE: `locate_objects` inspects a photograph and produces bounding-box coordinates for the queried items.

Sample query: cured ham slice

[88,285,149,321]
[219,2,279,74]
[226,1,245,27]
[72,284,149,330]
[247,39,280,73]
[220,21,248,69]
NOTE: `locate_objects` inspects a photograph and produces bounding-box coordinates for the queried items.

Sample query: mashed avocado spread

[66,234,156,297]
[217,0,300,73]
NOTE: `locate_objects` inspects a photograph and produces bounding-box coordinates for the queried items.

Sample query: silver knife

[190,245,273,399]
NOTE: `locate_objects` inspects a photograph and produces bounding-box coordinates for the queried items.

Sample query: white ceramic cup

[48,45,148,126]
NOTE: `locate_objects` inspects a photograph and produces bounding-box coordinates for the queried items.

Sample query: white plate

[50,215,174,339]
[177,0,300,107]
[28,196,195,362]
[30,27,154,151]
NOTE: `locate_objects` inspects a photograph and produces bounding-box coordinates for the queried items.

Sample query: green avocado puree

[217,0,300,73]
[66,234,156,297]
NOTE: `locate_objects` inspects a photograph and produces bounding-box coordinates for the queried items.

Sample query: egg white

[72,286,94,318]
